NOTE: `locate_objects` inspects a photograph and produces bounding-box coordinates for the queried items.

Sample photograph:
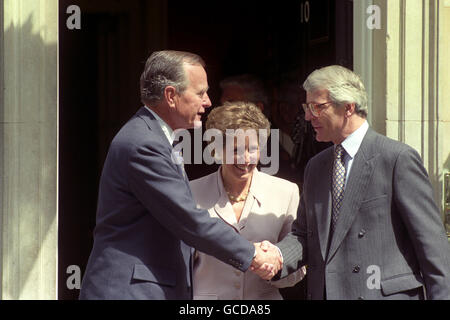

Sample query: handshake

[250,241,282,280]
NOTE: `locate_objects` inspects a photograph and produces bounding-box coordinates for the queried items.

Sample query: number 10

[300,1,310,24]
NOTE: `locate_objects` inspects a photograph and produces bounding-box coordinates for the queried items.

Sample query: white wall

[1,0,58,299]
[354,0,448,226]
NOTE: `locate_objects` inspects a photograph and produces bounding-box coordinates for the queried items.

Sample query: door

[58,0,352,299]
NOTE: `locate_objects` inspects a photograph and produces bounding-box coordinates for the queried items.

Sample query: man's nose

[203,93,212,108]
[304,108,314,121]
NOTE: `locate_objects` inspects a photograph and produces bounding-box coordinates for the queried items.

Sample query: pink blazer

[189,167,306,300]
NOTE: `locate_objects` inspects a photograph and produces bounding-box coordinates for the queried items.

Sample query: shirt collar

[144,106,174,145]
[339,120,369,159]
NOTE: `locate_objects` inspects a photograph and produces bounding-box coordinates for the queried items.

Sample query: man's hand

[250,241,282,280]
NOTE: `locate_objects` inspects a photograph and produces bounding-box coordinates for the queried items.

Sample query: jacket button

[358,229,366,238]
[353,266,360,273]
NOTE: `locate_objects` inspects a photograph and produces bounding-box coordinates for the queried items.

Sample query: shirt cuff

[276,245,284,264]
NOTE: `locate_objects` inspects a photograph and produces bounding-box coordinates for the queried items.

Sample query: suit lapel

[213,169,240,231]
[137,107,188,180]
[136,107,171,146]
[326,129,379,262]
[136,107,196,283]
[214,196,238,226]
[314,148,334,262]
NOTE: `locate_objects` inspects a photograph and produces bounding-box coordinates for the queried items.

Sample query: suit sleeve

[393,147,450,299]
[275,165,309,279]
[278,182,300,242]
[126,141,255,272]
[270,182,306,287]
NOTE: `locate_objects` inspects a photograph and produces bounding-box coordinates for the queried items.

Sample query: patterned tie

[331,144,346,234]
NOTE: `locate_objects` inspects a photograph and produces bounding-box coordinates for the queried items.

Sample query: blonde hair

[206,101,271,138]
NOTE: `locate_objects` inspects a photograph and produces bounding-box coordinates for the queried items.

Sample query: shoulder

[189,171,220,207]
[364,129,419,161]
[189,171,218,191]
[306,145,334,169]
[112,114,168,155]
[256,171,299,194]
[253,172,300,213]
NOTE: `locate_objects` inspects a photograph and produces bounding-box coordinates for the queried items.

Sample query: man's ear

[164,86,178,108]
[345,103,356,117]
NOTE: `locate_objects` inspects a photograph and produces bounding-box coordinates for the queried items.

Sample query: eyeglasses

[302,101,333,117]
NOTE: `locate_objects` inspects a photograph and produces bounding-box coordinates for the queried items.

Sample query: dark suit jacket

[277,128,450,300]
[79,107,254,299]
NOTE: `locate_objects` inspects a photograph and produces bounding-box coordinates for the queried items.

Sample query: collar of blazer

[218,167,264,205]
[213,167,263,229]
[314,128,382,262]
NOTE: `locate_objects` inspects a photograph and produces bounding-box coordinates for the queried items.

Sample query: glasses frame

[302,101,334,117]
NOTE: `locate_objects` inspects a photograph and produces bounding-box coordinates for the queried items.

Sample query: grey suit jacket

[79,107,254,300]
[277,128,450,300]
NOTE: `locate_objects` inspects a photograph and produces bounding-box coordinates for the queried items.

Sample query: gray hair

[303,65,368,118]
[220,74,269,108]
[140,50,205,105]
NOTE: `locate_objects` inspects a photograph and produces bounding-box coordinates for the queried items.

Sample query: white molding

[353,0,374,126]
[0,0,5,301]
[1,0,58,300]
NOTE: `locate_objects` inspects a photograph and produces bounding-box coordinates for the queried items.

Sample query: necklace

[226,190,249,202]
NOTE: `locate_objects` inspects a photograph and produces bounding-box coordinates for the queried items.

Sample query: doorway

[58,0,353,299]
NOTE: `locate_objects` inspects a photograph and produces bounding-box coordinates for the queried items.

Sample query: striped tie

[331,144,346,234]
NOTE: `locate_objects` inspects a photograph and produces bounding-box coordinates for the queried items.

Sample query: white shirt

[339,120,369,186]
[144,106,174,145]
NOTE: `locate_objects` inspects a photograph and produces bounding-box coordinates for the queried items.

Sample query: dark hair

[219,74,269,108]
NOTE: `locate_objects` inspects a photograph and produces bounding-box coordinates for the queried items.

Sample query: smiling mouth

[234,164,252,173]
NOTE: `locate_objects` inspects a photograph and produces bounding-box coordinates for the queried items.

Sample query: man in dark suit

[262,65,450,299]
[79,50,279,299]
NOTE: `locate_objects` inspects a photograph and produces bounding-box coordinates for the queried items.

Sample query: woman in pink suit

[190,102,305,300]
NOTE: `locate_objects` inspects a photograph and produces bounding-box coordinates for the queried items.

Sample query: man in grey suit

[79,50,278,299]
[261,65,450,299]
